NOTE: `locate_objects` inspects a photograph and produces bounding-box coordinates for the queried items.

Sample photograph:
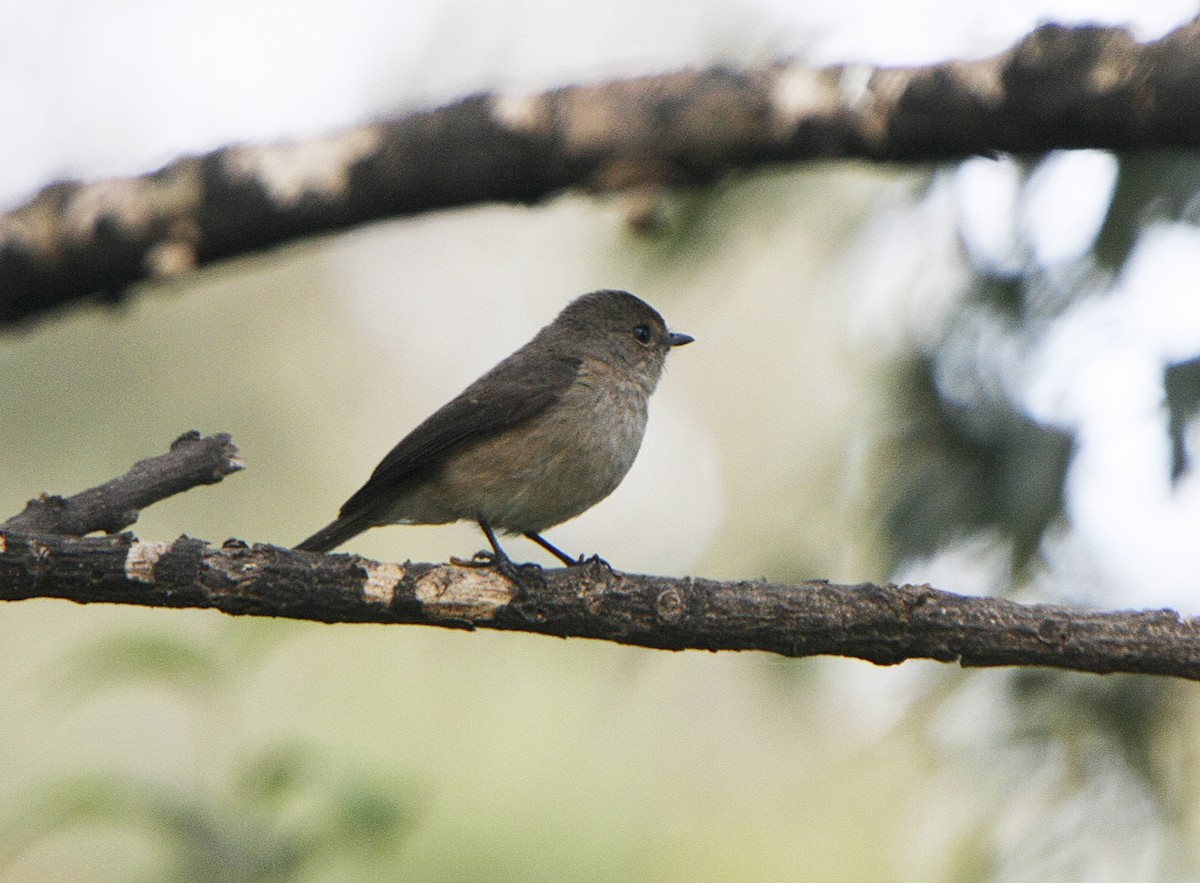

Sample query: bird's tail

[294,516,371,553]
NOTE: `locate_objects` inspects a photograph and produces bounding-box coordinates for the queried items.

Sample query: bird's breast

[401,359,649,533]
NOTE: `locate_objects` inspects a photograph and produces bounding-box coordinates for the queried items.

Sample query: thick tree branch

[0,531,1197,679]
[4,19,1200,324]
[4,434,1197,679]
[1,431,243,536]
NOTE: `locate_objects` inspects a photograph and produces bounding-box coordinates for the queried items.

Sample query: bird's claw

[452,550,544,597]
[574,553,611,571]
[456,549,541,570]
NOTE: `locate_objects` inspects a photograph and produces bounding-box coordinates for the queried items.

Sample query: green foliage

[1005,670,1181,794]
[1165,356,1200,482]
[0,627,418,881]
[1094,151,1200,273]
[885,355,1071,570]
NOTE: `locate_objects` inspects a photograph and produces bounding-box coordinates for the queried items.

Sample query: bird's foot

[572,553,612,571]
[452,549,544,596]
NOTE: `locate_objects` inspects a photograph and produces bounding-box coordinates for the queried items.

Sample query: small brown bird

[295,290,692,569]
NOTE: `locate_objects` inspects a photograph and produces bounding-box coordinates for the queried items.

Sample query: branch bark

[1,530,1197,679]
[4,434,1198,680]
[4,18,1200,324]
[2,432,243,536]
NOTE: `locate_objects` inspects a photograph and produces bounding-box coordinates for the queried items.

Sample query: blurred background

[4,0,1200,879]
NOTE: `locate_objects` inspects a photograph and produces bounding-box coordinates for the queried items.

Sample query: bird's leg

[451,519,545,591]
[523,532,582,566]
[476,518,517,568]
[523,532,610,570]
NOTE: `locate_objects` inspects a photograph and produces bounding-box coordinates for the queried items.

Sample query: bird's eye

[632,325,652,344]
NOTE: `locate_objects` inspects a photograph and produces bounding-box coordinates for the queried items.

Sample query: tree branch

[1,431,243,536]
[4,18,1200,324]
[0,530,1197,679]
[3,433,1196,680]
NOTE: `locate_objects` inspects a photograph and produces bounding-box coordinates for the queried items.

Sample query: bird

[295,290,692,572]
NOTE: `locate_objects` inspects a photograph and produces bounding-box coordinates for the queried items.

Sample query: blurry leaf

[235,743,318,807]
[48,632,223,702]
[884,358,1070,571]
[220,617,303,663]
[45,619,298,707]
[0,755,418,882]
[1164,357,1200,483]
[0,774,158,872]
[1006,670,1179,794]
[1093,150,1200,272]
[16,616,421,881]
[967,273,1024,322]
[0,773,131,855]
[230,745,419,871]
[331,777,418,853]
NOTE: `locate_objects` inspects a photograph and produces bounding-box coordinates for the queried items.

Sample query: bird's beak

[667,332,694,347]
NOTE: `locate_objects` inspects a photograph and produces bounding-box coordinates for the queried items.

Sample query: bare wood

[0,531,1197,679]
[5,19,1200,324]
[1,431,243,536]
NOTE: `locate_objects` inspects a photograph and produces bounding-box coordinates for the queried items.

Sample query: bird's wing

[336,347,582,520]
